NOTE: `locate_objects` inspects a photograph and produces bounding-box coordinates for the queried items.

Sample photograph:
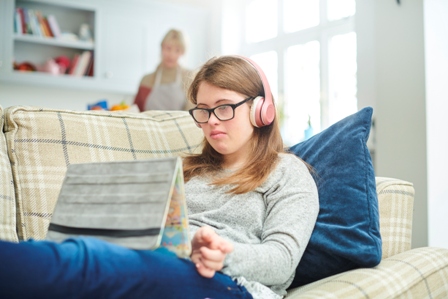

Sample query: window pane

[282,41,320,146]
[246,0,277,43]
[250,51,278,102]
[284,0,319,33]
[327,0,356,21]
[328,32,357,125]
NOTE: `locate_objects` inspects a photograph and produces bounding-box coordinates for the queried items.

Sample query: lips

[210,130,226,139]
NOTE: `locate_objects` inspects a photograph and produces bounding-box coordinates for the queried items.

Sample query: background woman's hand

[190,226,233,278]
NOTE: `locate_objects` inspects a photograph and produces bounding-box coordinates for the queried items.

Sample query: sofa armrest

[286,247,448,299]
[376,177,415,259]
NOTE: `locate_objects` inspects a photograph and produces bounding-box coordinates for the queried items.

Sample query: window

[245,0,277,43]
[243,0,356,145]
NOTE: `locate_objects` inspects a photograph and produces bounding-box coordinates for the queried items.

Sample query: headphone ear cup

[250,96,264,127]
[260,98,275,126]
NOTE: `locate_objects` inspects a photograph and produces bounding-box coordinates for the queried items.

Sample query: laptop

[46,157,191,258]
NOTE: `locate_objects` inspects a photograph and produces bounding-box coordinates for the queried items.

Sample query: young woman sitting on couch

[0,55,319,299]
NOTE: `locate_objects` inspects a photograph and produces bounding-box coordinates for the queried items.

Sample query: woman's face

[195,82,254,169]
[161,40,184,68]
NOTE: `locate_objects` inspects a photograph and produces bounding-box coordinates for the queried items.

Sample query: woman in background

[134,29,192,111]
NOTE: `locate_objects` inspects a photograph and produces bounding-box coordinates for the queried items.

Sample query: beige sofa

[1,105,448,298]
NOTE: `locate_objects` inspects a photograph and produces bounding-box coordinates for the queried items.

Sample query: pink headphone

[237,56,276,127]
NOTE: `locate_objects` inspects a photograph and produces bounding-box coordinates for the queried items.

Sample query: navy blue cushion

[288,107,381,288]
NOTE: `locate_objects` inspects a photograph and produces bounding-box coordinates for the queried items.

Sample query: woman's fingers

[191,226,235,278]
[198,247,225,270]
[195,262,216,278]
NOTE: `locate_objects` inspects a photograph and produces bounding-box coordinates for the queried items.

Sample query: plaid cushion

[3,106,203,240]
[376,177,414,259]
[0,106,18,242]
[287,247,448,298]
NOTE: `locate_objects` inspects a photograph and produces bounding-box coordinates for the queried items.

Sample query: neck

[160,63,178,70]
[222,154,249,171]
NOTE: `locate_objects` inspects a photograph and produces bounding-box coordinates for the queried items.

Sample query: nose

[207,111,220,124]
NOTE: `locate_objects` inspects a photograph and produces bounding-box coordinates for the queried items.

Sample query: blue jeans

[0,237,253,299]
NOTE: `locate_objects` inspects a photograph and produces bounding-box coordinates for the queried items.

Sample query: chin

[209,143,227,155]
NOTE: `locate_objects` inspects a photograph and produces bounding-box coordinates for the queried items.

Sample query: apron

[144,67,186,111]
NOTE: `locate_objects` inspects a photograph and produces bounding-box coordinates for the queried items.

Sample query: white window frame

[238,0,356,130]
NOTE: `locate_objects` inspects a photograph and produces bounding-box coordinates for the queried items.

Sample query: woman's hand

[190,226,233,278]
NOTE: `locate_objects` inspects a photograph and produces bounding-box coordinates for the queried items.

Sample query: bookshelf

[0,0,97,85]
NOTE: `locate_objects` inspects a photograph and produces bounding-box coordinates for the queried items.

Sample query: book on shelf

[88,56,94,77]
[14,8,23,35]
[68,54,80,75]
[35,10,52,37]
[43,17,54,37]
[84,54,94,76]
[47,15,61,38]
[27,9,42,37]
[20,7,31,34]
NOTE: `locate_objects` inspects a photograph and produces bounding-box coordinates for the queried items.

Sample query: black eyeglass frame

[188,96,254,124]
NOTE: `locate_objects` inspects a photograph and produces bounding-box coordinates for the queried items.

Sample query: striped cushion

[3,106,203,240]
[376,177,414,259]
[0,106,18,242]
[286,247,448,299]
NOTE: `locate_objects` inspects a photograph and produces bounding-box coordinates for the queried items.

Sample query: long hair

[183,56,285,194]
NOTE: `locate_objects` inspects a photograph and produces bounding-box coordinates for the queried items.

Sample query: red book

[17,8,27,34]
[85,54,94,77]
[88,56,94,77]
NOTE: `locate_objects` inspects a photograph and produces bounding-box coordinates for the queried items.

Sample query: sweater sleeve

[133,85,151,112]
[222,155,319,286]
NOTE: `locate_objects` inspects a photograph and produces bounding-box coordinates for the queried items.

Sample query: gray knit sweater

[185,153,319,299]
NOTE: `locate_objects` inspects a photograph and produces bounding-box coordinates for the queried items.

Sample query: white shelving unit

[0,0,98,89]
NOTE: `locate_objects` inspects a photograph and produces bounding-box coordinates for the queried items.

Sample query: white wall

[357,0,428,248]
[424,0,448,248]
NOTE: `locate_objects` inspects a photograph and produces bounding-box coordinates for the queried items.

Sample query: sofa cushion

[286,247,448,299]
[288,107,381,287]
[376,177,414,259]
[0,106,18,242]
[3,106,203,241]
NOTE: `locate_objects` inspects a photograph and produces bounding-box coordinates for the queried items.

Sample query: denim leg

[0,237,253,299]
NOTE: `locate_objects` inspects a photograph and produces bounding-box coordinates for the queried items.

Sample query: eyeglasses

[189,97,254,124]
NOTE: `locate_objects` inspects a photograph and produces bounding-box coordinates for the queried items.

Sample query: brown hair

[183,56,285,194]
